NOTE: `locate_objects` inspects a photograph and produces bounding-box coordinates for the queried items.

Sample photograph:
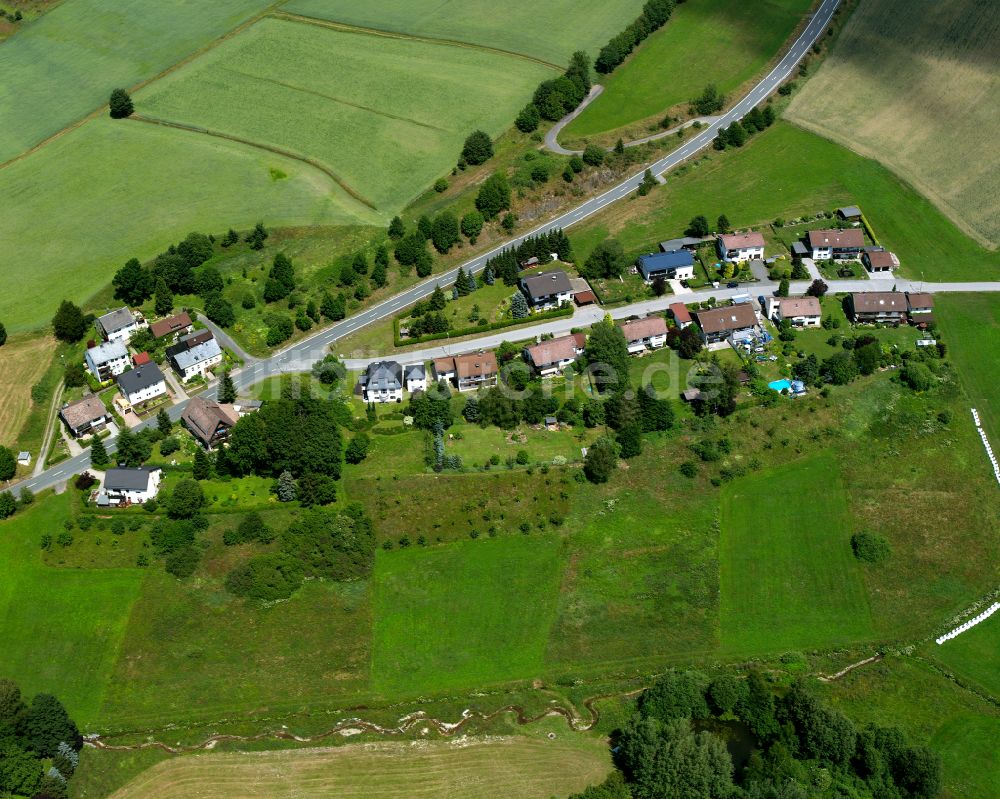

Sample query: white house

[404,363,427,393]
[99,467,161,506]
[524,333,585,377]
[171,337,223,381]
[717,232,765,263]
[362,361,404,403]
[519,269,573,310]
[806,228,864,260]
[85,340,130,382]
[766,296,822,328]
[635,250,695,283]
[619,317,668,354]
[117,363,167,407]
[95,307,145,344]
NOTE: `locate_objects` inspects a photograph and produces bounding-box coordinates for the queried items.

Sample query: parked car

[726,281,739,288]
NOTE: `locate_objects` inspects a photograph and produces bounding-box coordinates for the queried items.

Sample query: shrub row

[393,304,572,347]
[595,0,677,74]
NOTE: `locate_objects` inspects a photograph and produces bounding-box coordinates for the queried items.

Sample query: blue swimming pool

[768,379,792,392]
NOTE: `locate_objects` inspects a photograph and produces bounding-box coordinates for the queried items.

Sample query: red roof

[133,352,152,366]
[574,291,597,306]
[668,302,692,324]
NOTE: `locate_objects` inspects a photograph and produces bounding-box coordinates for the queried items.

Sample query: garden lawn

[719,452,873,654]
[570,121,1000,282]
[278,0,646,64]
[562,0,813,141]
[0,493,145,726]
[0,0,273,162]
[372,535,563,696]
[137,17,554,214]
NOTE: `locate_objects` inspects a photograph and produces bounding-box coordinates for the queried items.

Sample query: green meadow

[927,615,1000,700]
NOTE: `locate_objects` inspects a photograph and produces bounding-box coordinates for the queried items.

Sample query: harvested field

[0,333,56,447]
[786,0,1000,247]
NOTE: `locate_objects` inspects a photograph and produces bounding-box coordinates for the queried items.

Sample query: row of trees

[517,51,592,131]
[478,229,573,286]
[595,0,677,74]
[712,104,776,151]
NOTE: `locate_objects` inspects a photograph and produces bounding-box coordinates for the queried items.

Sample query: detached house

[117,363,167,407]
[519,270,573,310]
[361,361,404,403]
[906,293,935,327]
[766,296,822,328]
[619,316,668,353]
[862,249,899,273]
[95,307,145,344]
[150,312,194,340]
[171,337,223,381]
[636,250,695,283]
[85,340,130,382]
[524,333,585,377]
[99,467,161,506]
[717,232,765,263]
[693,304,759,344]
[181,395,239,449]
[60,395,112,438]
[434,352,499,391]
[807,228,865,260]
[669,302,693,329]
[848,292,908,324]
[404,364,427,393]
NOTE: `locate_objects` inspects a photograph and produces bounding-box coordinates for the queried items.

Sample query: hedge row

[393,304,573,347]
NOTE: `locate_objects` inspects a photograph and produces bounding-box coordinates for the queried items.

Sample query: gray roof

[791,241,809,255]
[104,467,157,492]
[520,269,573,302]
[659,237,704,252]
[404,363,425,381]
[837,206,862,218]
[364,360,403,391]
[97,307,136,336]
[87,339,128,364]
[117,363,165,395]
[173,338,222,371]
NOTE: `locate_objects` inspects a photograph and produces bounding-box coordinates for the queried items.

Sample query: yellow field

[0,334,56,448]
[109,736,611,799]
[786,0,1000,248]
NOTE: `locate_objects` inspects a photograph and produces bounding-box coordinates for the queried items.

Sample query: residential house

[669,302,693,329]
[716,232,765,263]
[848,292,908,324]
[693,304,760,344]
[361,361,404,403]
[519,269,573,310]
[117,363,167,407]
[181,395,240,449]
[95,307,144,343]
[619,316,668,354]
[165,329,213,362]
[659,237,703,252]
[524,333,584,377]
[431,356,457,385]
[85,340,130,382]
[453,351,499,391]
[60,395,112,438]
[906,292,935,327]
[862,248,899,273]
[766,296,822,328]
[635,250,695,283]
[404,363,427,393]
[99,467,162,506]
[171,336,223,381]
[150,312,194,340]
[807,228,865,261]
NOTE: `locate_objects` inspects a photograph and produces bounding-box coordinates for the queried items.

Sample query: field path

[32,379,63,477]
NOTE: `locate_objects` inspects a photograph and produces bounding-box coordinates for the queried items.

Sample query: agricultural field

[279,0,647,64]
[562,0,813,143]
[720,453,873,654]
[0,332,55,447]
[0,0,274,163]
[136,17,555,213]
[786,0,1000,248]
[927,614,1000,701]
[570,121,1000,281]
[108,736,612,799]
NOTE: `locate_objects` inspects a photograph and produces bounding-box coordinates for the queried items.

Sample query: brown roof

[669,302,692,324]
[525,335,580,368]
[150,312,193,339]
[432,356,456,376]
[906,293,934,310]
[572,332,587,350]
[181,396,238,446]
[777,297,821,317]
[865,249,897,269]
[619,316,668,342]
[454,351,498,380]
[808,228,864,248]
[60,395,109,431]
[850,292,908,313]
[573,290,597,305]
[719,232,765,250]
[133,351,151,365]
[693,304,758,334]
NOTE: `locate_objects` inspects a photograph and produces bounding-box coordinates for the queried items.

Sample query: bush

[159,437,179,456]
[851,532,890,564]
[582,144,605,166]
[679,461,698,478]
[165,546,200,578]
[226,553,304,601]
[515,449,529,465]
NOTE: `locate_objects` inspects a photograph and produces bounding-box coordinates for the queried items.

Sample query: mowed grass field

[0,116,363,332]
[786,0,1000,247]
[372,536,563,696]
[928,618,1000,701]
[0,0,274,163]
[562,0,812,141]
[108,737,612,799]
[279,0,646,64]
[0,333,55,447]
[136,17,554,213]
[571,121,1000,281]
[720,453,873,654]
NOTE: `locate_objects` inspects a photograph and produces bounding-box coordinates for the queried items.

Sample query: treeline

[573,668,940,799]
[480,228,572,286]
[0,679,81,799]
[595,0,678,74]
[712,104,776,151]
[516,51,593,131]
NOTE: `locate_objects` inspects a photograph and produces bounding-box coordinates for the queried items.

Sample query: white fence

[971,408,1000,485]
[936,602,1000,645]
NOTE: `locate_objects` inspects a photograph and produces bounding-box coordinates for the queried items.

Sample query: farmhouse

[60,395,112,438]
[85,340,130,382]
[404,363,427,393]
[717,232,765,263]
[906,292,935,326]
[807,228,865,260]
[766,296,822,327]
[181,395,240,449]
[171,336,223,382]
[524,333,584,377]
[619,316,668,353]
[117,363,167,407]
[669,302,693,329]
[848,292,908,324]
[519,269,573,310]
[635,250,695,282]
[150,311,194,340]
[361,361,404,403]
[99,467,162,506]
[862,248,899,273]
[693,304,759,344]
[95,307,145,343]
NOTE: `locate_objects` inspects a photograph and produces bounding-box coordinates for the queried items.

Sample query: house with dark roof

[659,237,704,252]
[717,232,765,263]
[150,312,194,340]
[165,329,214,362]
[60,395,112,438]
[636,250,695,282]
[171,337,222,382]
[693,304,759,344]
[862,248,899,273]
[95,307,145,343]
[669,302,693,329]
[404,363,427,393]
[117,363,167,407]
[181,396,240,449]
[524,334,584,377]
[848,292,908,324]
[807,228,865,260]
[836,206,862,220]
[85,340,130,381]
[619,316,668,353]
[361,361,404,403]
[100,467,162,506]
[519,269,573,310]
[906,293,935,327]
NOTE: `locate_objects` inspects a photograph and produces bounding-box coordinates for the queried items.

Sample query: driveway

[802,258,822,280]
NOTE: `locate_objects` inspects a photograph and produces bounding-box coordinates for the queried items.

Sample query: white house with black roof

[117,363,167,407]
[85,340,130,381]
[99,467,162,506]
[95,307,145,344]
[519,269,573,310]
[361,361,403,403]
[404,363,427,393]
